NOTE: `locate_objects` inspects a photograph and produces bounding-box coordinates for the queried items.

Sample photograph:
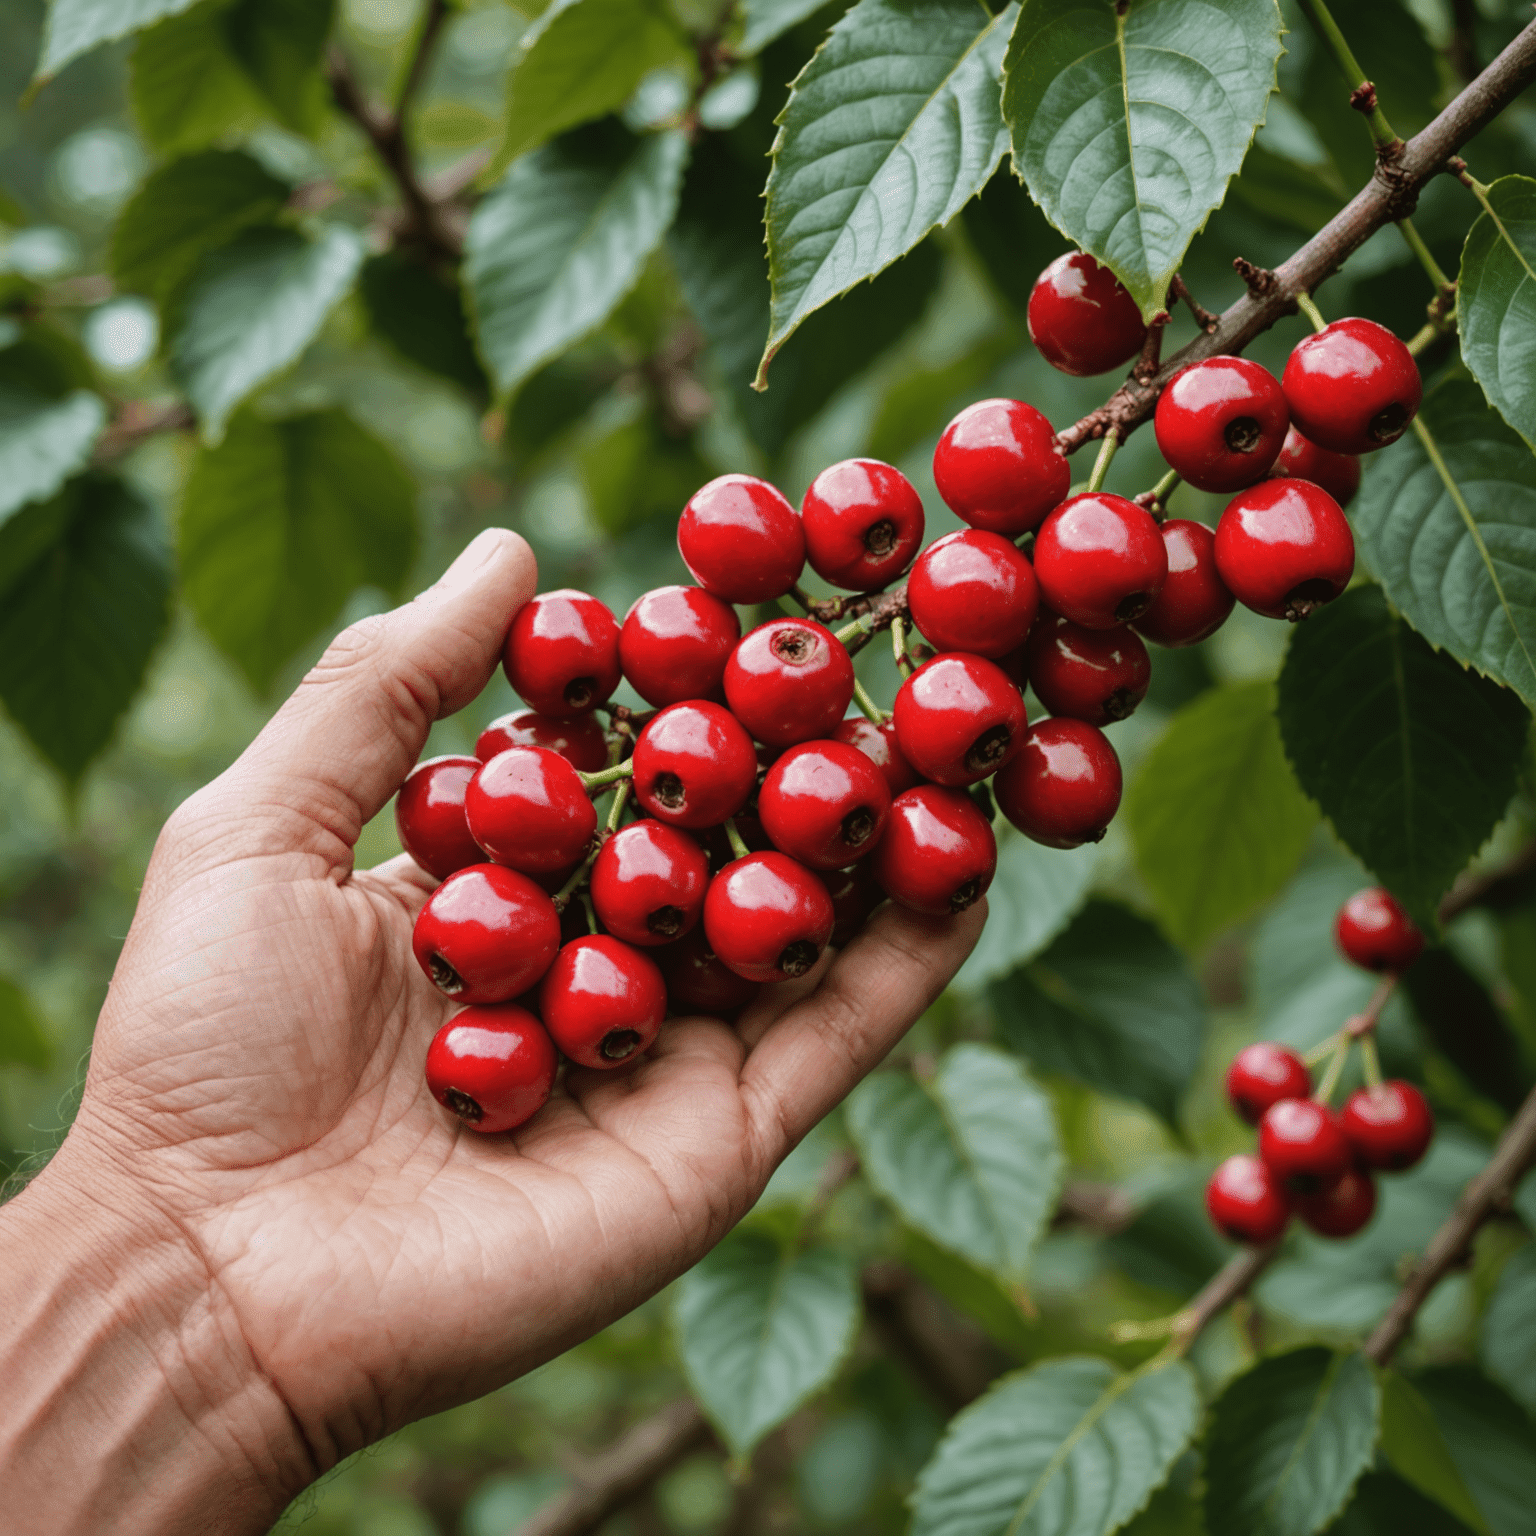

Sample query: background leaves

[1459,176,1536,451]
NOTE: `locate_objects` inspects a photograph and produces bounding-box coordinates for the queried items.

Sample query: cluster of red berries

[1206,887,1431,1245]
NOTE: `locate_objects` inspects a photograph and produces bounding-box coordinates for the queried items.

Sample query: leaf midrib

[1258,1353,1344,1532]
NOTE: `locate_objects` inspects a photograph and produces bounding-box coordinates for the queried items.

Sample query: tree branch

[1171,1242,1281,1348]
[91,399,195,465]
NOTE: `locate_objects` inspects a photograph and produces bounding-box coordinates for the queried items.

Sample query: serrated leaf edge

[1459,175,1536,454]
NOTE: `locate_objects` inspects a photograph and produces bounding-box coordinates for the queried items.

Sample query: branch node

[1349,80,1379,114]
[1232,256,1280,297]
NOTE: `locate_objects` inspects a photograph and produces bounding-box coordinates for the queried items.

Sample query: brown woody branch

[1170,1242,1281,1347]
[91,399,195,464]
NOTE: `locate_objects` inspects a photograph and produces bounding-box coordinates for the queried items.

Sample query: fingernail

[434,528,514,595]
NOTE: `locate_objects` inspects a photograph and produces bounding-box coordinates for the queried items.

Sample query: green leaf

[1480,1244,1536,1417]
[0,389,107,526]
[358,252,488,394]
[1417,1365,1536,1536]
[897,1228,1037,1360]
[733,0,830,55]
[1275,585,1529,933]
[847,1043,1061,1285]
[1127,680,1317,950]
[36,0,200,80]
[577,411,710,535]
[0,975,52,1070]
[1332,1472,1480,1536]
[960,164,1071,311]
[1202,1348,1380,1536]
[988,898,1206,1125]
[674,1230,859,1459]
[1002,0,1285,321]
[1380,1372,1492,1536]
[1459,176,1536,453]
[910,1356,1201,1536]
[179,409,418,693]
[466,125,688,399]
[865,330,1017,466]
[129,3,267,156]
[758,0,1013,380]
[171,225,367,445]
[223,0,334,137]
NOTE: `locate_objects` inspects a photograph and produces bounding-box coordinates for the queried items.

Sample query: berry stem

[1135,467,1180,519]
[552,841,604,911]
[605,778,632,834]
[1295,291,1328,333]
[580,892,598,934]
[580,760,637,792]
[1396,216,1454,294]
[1303,1030,1344,1067]
[891,616,915,680]
[1346,972,1399,1038]
[787,583,816,613]
[1313,1037,1351,1104]
[851,675,886,724]
[1359,1032,1384,1090]
[722,816,751,861]
[1085,429,1119,493]
[1294,0,1401,150]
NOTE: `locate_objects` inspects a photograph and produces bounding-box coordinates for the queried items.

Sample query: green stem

[1304,1030,1344,1067]
[1086,430,1119,493]
[580,892,598,934]
[852,675,886,724]
[787,583,815,612]
[1314,1038,1351,1105]
[580,760,635,792]
[891,615,914,680]
[834,613,876,647]
[1295,292,1328,333]
[1396,216,1453,292]
[1359,1033,1384,1090]
[1295,0,1398,149]
[605,778,632,834]
[723,816,750,861]
[555,839,604,909]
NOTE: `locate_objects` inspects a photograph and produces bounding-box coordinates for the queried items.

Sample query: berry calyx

[1296,1166,1377,1238]
[1206,1154,1292,1245]
[831,716,923,797]
[891,653,1026,787]
[1334,886,1424,972]
[464,746,597,874]
[424,1004,558,1133]
[1213,478,1354,621]
[993,717,1122,849]
[396,754,485,880]
[1281,317,1422,454]
[678,474,804,603]
[632,701,758,830]
[1025,611,1151,726]
[873,785,997,916]
[503,590,622,718]
[703,851,835,982]
[1257,1098,1353,1192]
[1272,424,1361,509]
[723,618,855,748]
[1153,356,1289,493]
[590,818,711,946]
[476,710,609,773]
[1033,493,1168,629]
[1131,519,1236,649]
[800,459,925,592]
[759,739,893,871]
[412,864,561,1005]
[539,935,668,1069]
[932,398,1071,536]
[907,529,1039,659]
[1027,252,1148,377]
[619,585,741,708]
[1341,1080,1434,1171]
[1226,1042,1312,1126]
[655,926,760,1018]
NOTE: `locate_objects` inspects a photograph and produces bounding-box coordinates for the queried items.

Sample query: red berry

[1027,252,1148,377]
[703,852,835,982]
[1341,1080,1435,1171]
[932,398,1071,536]
[396,755,484,880]
[1025,611,1150,726]
[873,785,997,916]
[1257,1098,1353,1192]
[424,1004,558,1133]
[801,459,925,592]
[1272,424,1361,508]
[464,746,597,874]
[1153,357,1289,493]
[1213,478,1354,621]
[590,818,710,946]
[723,618,855,748]
[821,861,885,946]
[831,716,923,797]
[1334,887,1424,973]
[655,926,761,1018]
[907,529,1039,658]
[1282,317,1422,454]
[1296,1166,1377,1238]
[1131,519,1235,648]
[992,717,1121,849]
[1034,493,1168,629]
[632,701,757,829]
[476,710,609,773]
[759,739,893,871]
[539,934,667,1068]
[1226,1042,1312,1126]
[678,474,804,603]
[412,864,561,1004]
[1206,1154,1292,1245]
[618,585,741,708]
[504,590,621,719]
[892,653,1026,787]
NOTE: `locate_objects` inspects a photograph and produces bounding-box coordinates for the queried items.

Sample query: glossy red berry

[1027,252,1148,377]
[873,785,997,916]
[476,710,609,773]
[1131,519,1235,648]
[892,653,1026,788]
[1297,1166,1377,1238]
[539,935,667,1068]
[590,818,710,946]
[678,474,804,603]
[1258,1098,1353,1192]
[632,701,757,829]
[503,590,621,718]
[1154,357,1289,493]
[801,459,925,592]
[1034,493,1168,630]
[412,864,561,1004]
[425,1004,558,1133]
[464,747,596,874]
[396,755,484,880]
[821,861,885,946]
[1206,1154,1292,1245]
[932,398,1071,536]
[1282,317,1422,454]
[993,717,1121,849]
[703,851,835,982]
[908,530,1039,658]
[655,926,761,1018]
[1226,1042,1312,1126]
[1334,887,1424,973]
[1341,1080,1434,1171]
[619,585,741,708]
[1213,478,1354,621]
[759,739,892,871]
[723,618,855,749]
[1025,612,1150,726]
[1273,424,1361,508]
[831,716,922,797]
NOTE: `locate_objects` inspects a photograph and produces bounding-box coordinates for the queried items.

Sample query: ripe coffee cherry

[619,585,741,708]
[1131,519,1235,648]
[1282,317,1422,454]
[504,590,622,718]
[932,398,1071,536]
[632,701,757,829]
[539,935,667,1068]
[1257,1098,1352,1192]
[759,739,893,871]
[724,618,855,748]
[1034,493,1168,629]
[892,654,1026,787]
[873,785,997,916]
[908,530,1039,658]
[1025,612,1150,726]
[1153,357,1289,493]
[412,864,561,1004]
[1027,252,1148,377]
[1214,478,1354,621]
[655,926,760,1018]
[1334,887,1424,973]
[821,861,885,945]
[801,459,925,591]
[703,852,835,982]
[1297,1166,1377,1238]
[465,747,596,874]
[1273,425,1361,508]
[1206,1154,1292,1245]
[425,1004,558,1134]
[1226,1042,1312,1126]
[832,716,922,796]
[678,473,804,603]
[590,818,710,946]
[993,718,1121,849]
[476,710,608,773]
[396,755,484,880]
[1341,1080,1434,1171]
